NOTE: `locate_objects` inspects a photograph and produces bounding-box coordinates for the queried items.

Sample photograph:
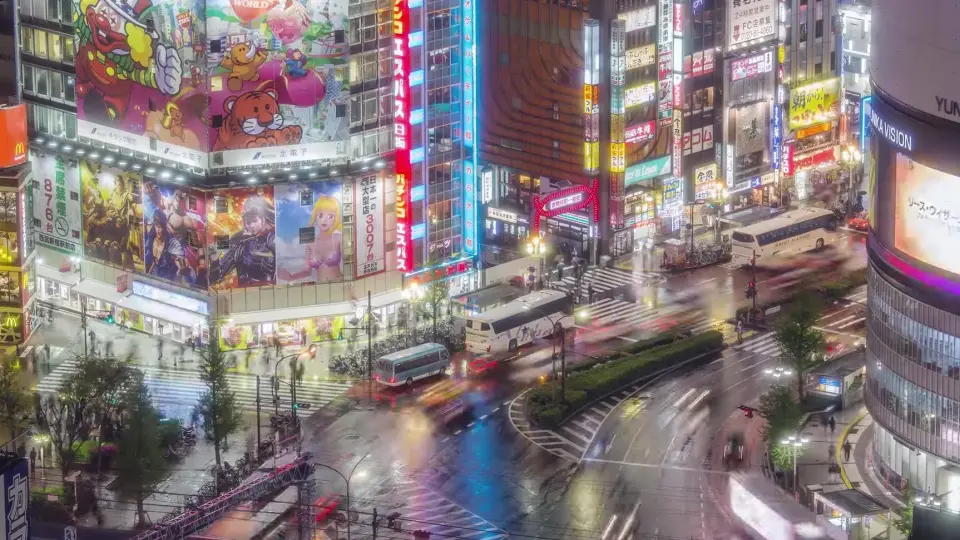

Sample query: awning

[37,263,80,287]
[72,279,125,305]
[228,289,406,326]
[117,294,208,329]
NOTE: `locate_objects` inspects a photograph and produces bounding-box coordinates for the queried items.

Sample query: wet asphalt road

[293,233,868,540]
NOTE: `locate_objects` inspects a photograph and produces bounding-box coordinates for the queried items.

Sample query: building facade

[864,0,960,511]
[18,0,479,349]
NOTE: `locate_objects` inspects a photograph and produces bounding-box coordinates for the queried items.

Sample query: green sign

[625,156,671,186]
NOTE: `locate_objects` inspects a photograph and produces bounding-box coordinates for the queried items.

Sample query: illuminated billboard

[625,82,656,108]
[892,155,960,276]
[626,45,656,70]
[731,52,774,81]
[619,6,655,32]
[393,0,413,272]
[727,0,776,47]
[275,181,343,285]
[206,187,276,290]
[789,78,841,130]
[143,181,208,287]
[31,154,82,255]
[80,160,145,272]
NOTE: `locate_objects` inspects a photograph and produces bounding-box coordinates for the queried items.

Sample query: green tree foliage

[194,338,243,467]
[757,384,802,445]
[774,295,825,402]
[114,381,166,529]
[894,487,914,537]
[0,358,31,442]
[770,441,803,472]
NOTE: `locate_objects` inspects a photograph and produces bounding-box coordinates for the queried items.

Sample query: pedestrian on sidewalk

[843,440,853,462]
[588,283,595,304]
[829,416,836,434]
[300,327,307,346]
[736,319,744,343]
[557,264,564,281]
[29,448,35,477]
[274,336,281,357]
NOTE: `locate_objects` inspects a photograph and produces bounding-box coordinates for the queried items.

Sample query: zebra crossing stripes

[551,267,658,298]
[33,357,354,416]
[735,332,781,356]
[360,483,507,540]
[508,393,583,461]
[587,298,660,327]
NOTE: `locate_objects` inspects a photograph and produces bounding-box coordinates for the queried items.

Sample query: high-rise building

[17,0,479,349]
[865,0,960,510]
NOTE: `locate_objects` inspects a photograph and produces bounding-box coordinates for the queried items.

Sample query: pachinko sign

[394,0,413,272]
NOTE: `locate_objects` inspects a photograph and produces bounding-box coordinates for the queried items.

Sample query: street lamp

[272,344,317,454]
[314,452,370,540]
[840,144,862,219]
[527,236,547,283]
[781,434,810,491]
[523,306,589,400]
[764,365,794,379]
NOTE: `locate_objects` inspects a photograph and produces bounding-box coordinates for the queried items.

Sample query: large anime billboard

[75,0,208,167]
[275,181,343,285]
[206,186,276,290]
[80,160,145,272]
[143,181,208,288]
[205,0,350,167]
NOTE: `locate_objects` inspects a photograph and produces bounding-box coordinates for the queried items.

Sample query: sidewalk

[796,405,906,539]
[614,228,720,273]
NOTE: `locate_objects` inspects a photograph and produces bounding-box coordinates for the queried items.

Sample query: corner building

[18,0,478,348]
[864,0,960,510]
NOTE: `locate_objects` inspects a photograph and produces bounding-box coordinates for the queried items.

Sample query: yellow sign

[789,78,841,130]
[796,122,833,139]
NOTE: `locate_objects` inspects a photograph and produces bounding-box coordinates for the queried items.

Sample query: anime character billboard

[74,0,209,167]
[205,0,350,167]
[80,160,144,272]
[142,181,208,288]
[206,187,276,290]
[275,181,342,285]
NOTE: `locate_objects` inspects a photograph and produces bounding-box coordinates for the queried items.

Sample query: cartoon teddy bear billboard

[205,0,350,167]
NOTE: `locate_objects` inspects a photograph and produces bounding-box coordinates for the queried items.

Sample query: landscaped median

[527,330,724,429]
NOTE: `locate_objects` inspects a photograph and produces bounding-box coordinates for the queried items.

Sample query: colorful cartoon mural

[205,0,350,166]
[205,186,276,290]
[275,181,342,285]
[74,0,208,167]
[143,181,208,288]
[80,160,145,272]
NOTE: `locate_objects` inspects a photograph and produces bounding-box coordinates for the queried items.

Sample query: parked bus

[464,290,573,354]
[730,207,838,266]
[375,343,450,386]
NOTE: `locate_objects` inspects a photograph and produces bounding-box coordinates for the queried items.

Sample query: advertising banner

[789,78,841,130]
[734,102,768,156]
[75,0,209,168]
[206,187,276,290]
[0,105,26,169]
[727,0,776,47]
[275,181,343,285]
[142,181,208,288]
[893,155,960,277]
[0,458,28,540]
[619,6,656,32]
[80,161,144,272]
[625,120,656,144]
[355,175,385,278]
[625,82,656,108]
[31,154,82,255]
[694,163,719,200]
[205,0,350,167]
[626,45,656,70]
[625,156,671,186]
[731,51,774,82]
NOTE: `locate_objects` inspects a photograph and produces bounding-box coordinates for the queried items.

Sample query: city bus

[730,207,838,266]
[464,290,573,353]
[375,343,450,386]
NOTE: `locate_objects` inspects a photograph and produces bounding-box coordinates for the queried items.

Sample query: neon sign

[532,179,600,235]
[394,0,413,272]
[462,0,477,255]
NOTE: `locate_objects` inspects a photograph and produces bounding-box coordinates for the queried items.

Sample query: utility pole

[255,375,262,458]
[372,508,378,540]
[80,302,88,357]
[367,290,373,403]
[290,370,299,454]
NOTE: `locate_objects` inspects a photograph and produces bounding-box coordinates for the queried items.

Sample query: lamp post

[526,236,547,285]
[523,305,589,400]
[403,283,424,347]
[781,434,809,491]
[272,344,317,417]
[314,452,369,540]
[840,144,862,219]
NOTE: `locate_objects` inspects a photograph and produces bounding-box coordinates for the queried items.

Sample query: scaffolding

[129,453,317,540]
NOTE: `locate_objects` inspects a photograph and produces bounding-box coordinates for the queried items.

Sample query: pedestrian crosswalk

[508,393,584,461]
[575,298,726,336]
[33,357,354,418]
[550,267,661,301]
[353,483,507,540]
[19,345,66,360]
[734,332,781,356]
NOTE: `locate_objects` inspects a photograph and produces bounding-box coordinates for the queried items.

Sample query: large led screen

[80,160,145,272]
[142,181,208,288]
[275,181,343,285]
[206,187,276,290]
[893,156,960,278]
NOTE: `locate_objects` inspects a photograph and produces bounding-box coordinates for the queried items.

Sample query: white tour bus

[730,207,838,266]
[375,343,450,386]
[464,290,573,353]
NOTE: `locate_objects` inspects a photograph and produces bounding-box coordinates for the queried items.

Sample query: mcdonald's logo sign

[0,105,27,168]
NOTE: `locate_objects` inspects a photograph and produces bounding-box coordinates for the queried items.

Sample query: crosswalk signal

[105,314,114,324]
[293,402,311,410]
[738,405,755,418]
[745,281,756,299]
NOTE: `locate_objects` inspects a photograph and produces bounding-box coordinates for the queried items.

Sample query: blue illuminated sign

[411,184,425,202]
[410,31,423,47]
[411,147,425,163]
[860,95,873,154]
[461,0,478,256]
[411,109,424,125]
[410,70,424,86]
[412,223,426,239]
[463,160,477,255]
[772,104,782,170]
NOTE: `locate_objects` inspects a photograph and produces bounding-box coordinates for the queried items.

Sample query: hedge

[528,330,724,428]
[566,330,689,375]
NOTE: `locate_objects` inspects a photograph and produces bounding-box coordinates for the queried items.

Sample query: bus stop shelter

[813,488,890,540]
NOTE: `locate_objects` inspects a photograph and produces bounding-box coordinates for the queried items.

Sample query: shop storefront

[789,146,840,203]
[36,262,80,310]
[483,206,530,249]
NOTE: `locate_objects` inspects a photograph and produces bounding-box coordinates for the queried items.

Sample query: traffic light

[738,405,755,418]
[293,402,311,410]
[744,281,756,299]
[105,314,114,324]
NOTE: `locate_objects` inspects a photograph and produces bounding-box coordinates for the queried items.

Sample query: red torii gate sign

[531,179,600,235]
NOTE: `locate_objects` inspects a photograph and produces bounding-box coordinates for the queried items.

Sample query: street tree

[0,358,32,443]
[194,337,243,468]
[773,295,825,402]
[415,279,449,343]
[894,487,914,536]
[757,384,802,445]
[36,355,136,478]
[114,381,165,529]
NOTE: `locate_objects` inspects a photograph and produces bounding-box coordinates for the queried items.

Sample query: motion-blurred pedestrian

[843,440,852,461]
[829,416,836,434]
[29,448,36,476]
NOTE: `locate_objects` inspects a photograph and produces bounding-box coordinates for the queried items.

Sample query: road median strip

[526,331,724,429]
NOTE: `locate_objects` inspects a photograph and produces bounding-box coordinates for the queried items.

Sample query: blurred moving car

[723,432,744,469]
[465,350,521,377]
[313,495,342,523]
[848,216,868,232]
[418,380,474,425]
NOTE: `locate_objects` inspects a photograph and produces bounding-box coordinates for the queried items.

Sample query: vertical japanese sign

[393,0,413,272]
[0,458,29,540]
[672,114,683,177]
[462,0,478,255]
[657,0,674,121]
[671,2,683,178]
[31,154,82,255]
[584,20,601,174]
[610,19,626,229]
[355,175,385,278]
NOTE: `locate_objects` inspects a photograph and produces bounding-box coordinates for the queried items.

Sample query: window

[22,65,34,95]
[21,28,33,56]
[299,227,315,244]
[215,235,229,250]
[48,33,62,62]
[34,29,48,59]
